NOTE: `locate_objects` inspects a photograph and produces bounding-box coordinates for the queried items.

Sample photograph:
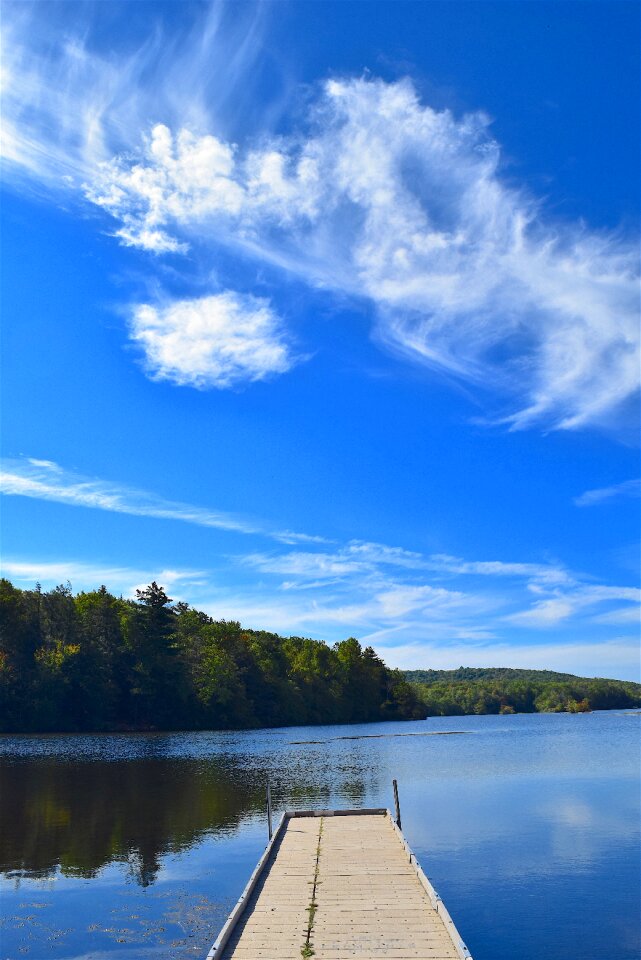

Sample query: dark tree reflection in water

[2,757,271,884]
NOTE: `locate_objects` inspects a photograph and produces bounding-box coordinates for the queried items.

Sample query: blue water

[1,711,639,959]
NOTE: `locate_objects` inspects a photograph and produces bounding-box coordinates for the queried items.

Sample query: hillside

[403,666,641,715]
[404,667,584,684]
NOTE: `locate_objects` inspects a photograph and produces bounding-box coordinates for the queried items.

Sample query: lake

[1,710,639,960]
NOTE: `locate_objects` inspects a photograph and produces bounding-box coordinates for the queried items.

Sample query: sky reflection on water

[1,711,639,960]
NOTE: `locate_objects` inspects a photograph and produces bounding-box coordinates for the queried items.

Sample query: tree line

[408,671,641,716]
[0,579,424,733]
[405,667,584,684]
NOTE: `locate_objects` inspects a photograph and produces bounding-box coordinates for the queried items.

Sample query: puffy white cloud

[88,126,244,253]
[129,291,296,388]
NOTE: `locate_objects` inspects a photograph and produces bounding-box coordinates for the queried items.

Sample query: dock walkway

[208,810,471,960]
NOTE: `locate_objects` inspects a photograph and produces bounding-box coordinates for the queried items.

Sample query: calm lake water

[1,711,639,960]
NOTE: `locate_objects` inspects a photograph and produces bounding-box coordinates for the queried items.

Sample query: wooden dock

[207,809,472,960]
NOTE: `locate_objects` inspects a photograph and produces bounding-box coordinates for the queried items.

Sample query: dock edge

[206,807,473,960]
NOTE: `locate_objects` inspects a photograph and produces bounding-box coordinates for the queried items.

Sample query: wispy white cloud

[235,542,639,654]
[245,540,425,580]
[428,553,572,586]
[574,478,641,507]
[6,547,639,677]
[5,532,639,677]
[506,584,641,627]
[86,84,640,430]
[247,545,570,586]
[2,6,638,428]
[0,457,325,545]
[246,551,365,580]
[591,605,641,626]
[199,581,484,634]
[507,597,576,627]
[4,458,637,649]
[0,558,203,600]
[373,583,474,619]
[0,1,271,188]
[130,292,298,388]
[27,457,62,471]
[361,637,641,680]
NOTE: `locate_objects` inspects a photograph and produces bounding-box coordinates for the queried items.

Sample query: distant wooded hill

[405,667,585,684]
[403,667,641,715]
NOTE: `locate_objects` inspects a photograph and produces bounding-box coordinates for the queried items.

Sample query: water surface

[1,711,639,959]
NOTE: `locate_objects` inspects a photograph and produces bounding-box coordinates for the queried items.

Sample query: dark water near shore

[1,711,639,960]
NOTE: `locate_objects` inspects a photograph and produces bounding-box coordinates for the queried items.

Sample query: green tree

[124,582,184,727]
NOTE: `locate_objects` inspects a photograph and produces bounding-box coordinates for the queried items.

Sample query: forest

[405,667,641,715]
[0,579,424,733]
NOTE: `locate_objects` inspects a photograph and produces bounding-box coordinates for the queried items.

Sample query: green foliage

[405,667,641,716]
[0,579,424,733]
[404,667,584,684]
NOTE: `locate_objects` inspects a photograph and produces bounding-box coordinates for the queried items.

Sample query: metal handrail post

[266,780,273,841]
[392,778,401,829]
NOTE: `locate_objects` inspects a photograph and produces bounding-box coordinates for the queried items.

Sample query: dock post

[266,780,273,841]
[392,778,401,830]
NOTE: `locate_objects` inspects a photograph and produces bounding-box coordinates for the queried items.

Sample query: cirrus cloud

[2,6,639,428]
[574,478,641,508]
[86,80,639,430]
[0,456,326,545]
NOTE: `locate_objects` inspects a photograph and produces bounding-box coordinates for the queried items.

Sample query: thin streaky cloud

[6,543,640,680]
[360,637,641,679]
[574,478,641,507]
[234,544,639,641]
[5,460,637,639]
[505,585,641,627]
[428,553,573,585]
[591,606,641,626]
[0,457,327,545]
[244,541,426,580]
[0,558,204,599]
[27,457,62,471]
[0,1,270,187]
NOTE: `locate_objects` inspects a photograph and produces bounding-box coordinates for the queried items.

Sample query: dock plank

[214,812,469,960]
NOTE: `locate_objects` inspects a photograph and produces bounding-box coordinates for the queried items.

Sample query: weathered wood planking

[207,810,472,960]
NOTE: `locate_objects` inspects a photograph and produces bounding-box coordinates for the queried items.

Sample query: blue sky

[1,1,639,679]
